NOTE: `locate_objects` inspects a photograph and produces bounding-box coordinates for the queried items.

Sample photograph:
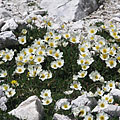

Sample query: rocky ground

[0,0,120,120]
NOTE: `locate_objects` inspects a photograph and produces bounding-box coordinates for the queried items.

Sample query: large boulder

[1,18,18,31]
[53,113,72,120]
[92,105,120,117]
[71,94,97,109]
[8,95,44,120]
[40,0,99,22]
[110,89,120,98]
[0,31,18,49]
[0,86,8,111]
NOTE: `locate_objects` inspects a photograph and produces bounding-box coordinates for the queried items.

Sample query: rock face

[0,86,8,111]
[1,18,18,31]
[53,113,71,120]
[92,105,120,117]
[8,95,44,120]
[0,31,18,49]
[110,89,120,98]
[40,0,99,21]
[71,94,97,109]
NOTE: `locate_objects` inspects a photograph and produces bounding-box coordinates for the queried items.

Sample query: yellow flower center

[100,103,105,108]
[63,104,68,108]
[100,116,105,120]
[73,84,78,88]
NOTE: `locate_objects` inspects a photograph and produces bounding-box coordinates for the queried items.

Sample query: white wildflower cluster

[40,89,52,105]
[2,84,16,98]
[0,48,14,62]
[0,14,120,119]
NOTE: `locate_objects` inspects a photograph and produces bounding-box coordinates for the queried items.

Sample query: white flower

[88,26,98,35]
[72,107,80,117]
[62,42,68,47]
[36,48,46,56]
[18,36,26,45]
[40,89,51,99]
[98,99,108,110]
[100,46,110,54]
[89,70,102,82]
[81,64,90,70]
[61,101,71,110]
[47,71,52,79]
[95,88,104,96]
[53,35,61,40]
[77,58,85,65]
[48,40,58,48]
[84,114,93,120]
[79,44,88,54]
[70,81,82,90]
[73,75,79,80]
[93,44,101,52]
[39,70,48,81]
[15,53,24,62]
[100,54,109,61]
[78,70,87,78]
[26,47,36,54]
[63,90,73,95]
[53,49,63,60]
[102,85,110,92]
[70,36,79,43]
[42,97,52,105]
[79,106,87,117]
[0,70,7,78]
[106,80,115,89]
[109,48,116,56]
[63,33,70,39]
[15,66,26,74]
[98,38,106,47]
[5,88,16,98]
[106,58,117,68]
[2,84,9,91]
[108,96,114,103]
[2,50,14,62]
[96,112,109,120]
[46,48,55,56]
[102,94,114,103]
[56,59,64,68]
[34,56,44,64]
[51,61,58,69]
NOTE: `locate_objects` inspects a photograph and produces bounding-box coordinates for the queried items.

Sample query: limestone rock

[0,31,18,49]
[40,0,99,22]
[0,86,8,111]
[92,105,120,117]
[71,94,97,109]
[8,95,44,120]
[0,8,11,19]
[53,113,71,120]
[0,18,5,29]
[1,18,18,31]
[110,89,120,98]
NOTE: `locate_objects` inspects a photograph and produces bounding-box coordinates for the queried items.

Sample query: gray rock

[0,19,5,29]
[71,94,97,109]
[110,89,120,98]
[93,105,120,117]
[53,113,71,120]
[0,31,18,49]
[40,0,99,22]
[0,86,8,111]
[1,18,18,31]
[0,8,11,19]
[32,10,46,16]
[9,95,44,120]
